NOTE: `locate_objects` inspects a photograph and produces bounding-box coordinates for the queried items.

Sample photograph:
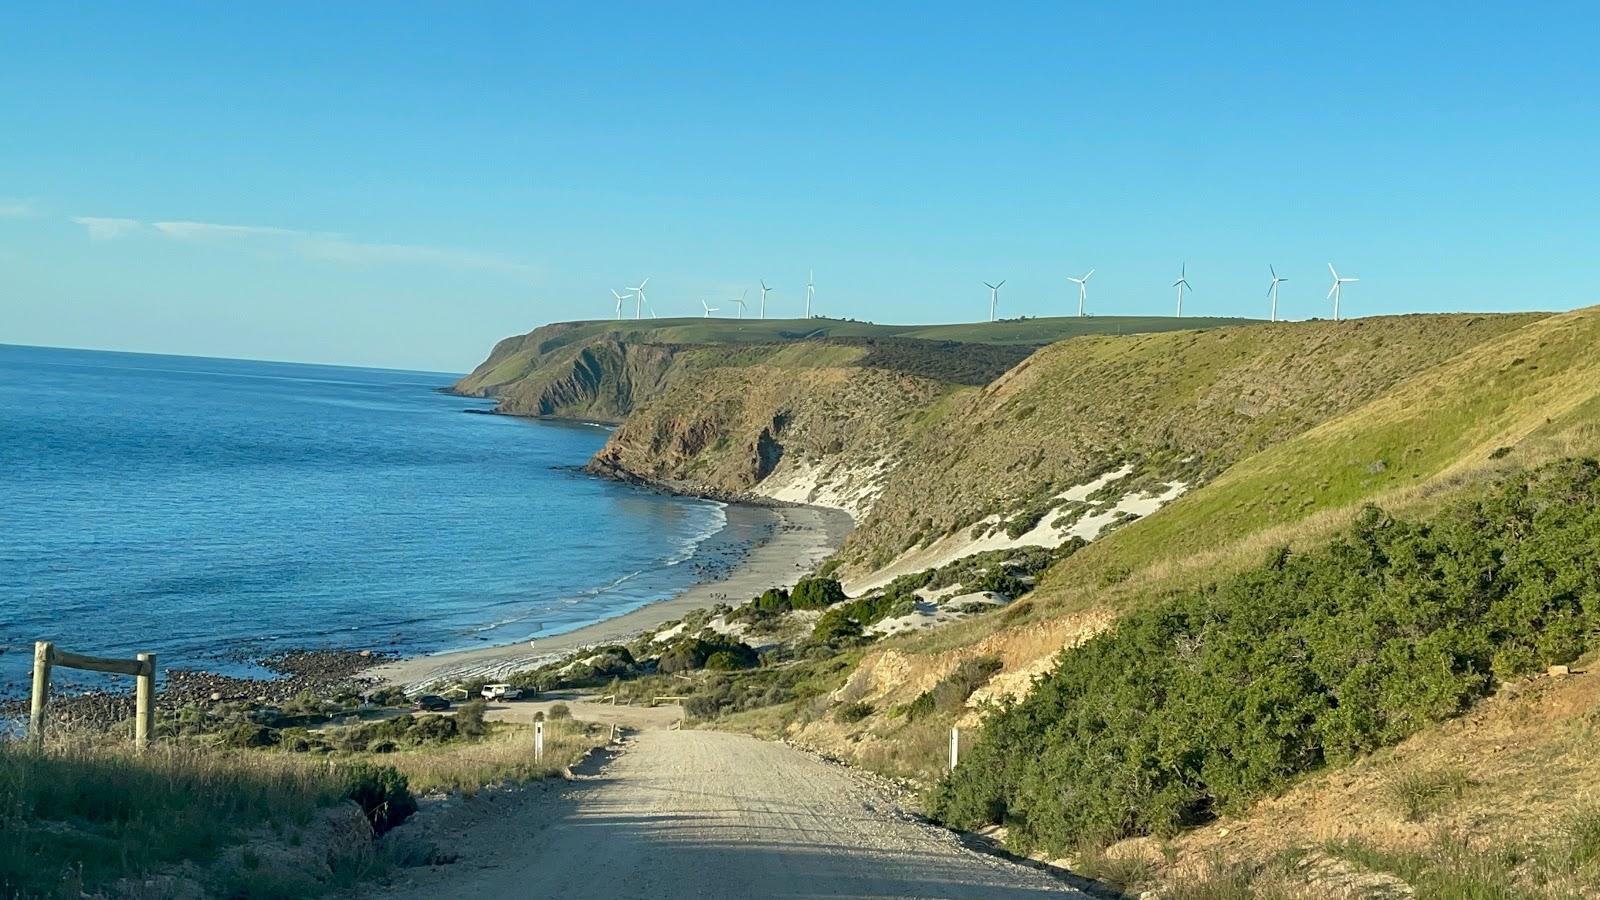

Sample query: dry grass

[1130,655,1600,897]
[0,717,602,896]
[380,719,601,795]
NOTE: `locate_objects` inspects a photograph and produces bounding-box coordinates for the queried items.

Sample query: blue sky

[2,2,1595,371]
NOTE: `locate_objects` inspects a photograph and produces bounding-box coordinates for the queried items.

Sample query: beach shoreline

[370,502,854,689]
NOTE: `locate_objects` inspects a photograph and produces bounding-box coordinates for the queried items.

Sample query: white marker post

[949,726,960,770]
[534,719,545,763]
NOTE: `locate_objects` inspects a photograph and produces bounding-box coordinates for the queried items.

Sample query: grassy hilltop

[451,315,1258,423]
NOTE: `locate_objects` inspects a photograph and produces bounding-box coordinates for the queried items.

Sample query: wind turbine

[1327,264,1358,321]
[1172,264,1192,317]
[628,278,650,320]
[701,299,720,318]
[730,292,748,319]
[759,280,774,319]
[1067,268,1095,317]
[611,289,628,320]
[983,280,1005,322]
[1267,267,1287,322]
[805,270,815,318]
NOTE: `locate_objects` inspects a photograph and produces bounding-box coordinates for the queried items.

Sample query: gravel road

[383,729,1086,899]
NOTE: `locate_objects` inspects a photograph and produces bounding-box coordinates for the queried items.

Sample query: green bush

[222,724,280,749]
[900,692,937,721]
[812,608,866,643]
[657,635,758,674]
[836,701,875,723]
[753,587,791,612]
[455,699,489,737]
[790,577,847,610]
[704,650,754,671]
[904,656,1003,722]
[341,763,417,835]
[930,459,1600,855]
[546,702,572,720]
[970,567,1027,598]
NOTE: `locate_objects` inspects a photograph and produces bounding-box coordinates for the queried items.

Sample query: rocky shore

[0,648,395,732]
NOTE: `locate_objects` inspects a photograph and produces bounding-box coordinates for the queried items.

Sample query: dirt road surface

[382,728,1086,899]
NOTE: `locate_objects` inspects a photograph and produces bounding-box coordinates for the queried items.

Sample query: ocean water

[0,345,734,695]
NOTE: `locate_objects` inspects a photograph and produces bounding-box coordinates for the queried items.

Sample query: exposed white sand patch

[867,590,1008,638]
[843,466,1189,596]
[755,457,893,519]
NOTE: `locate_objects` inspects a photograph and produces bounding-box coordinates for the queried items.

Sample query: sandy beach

[371,503,853,689]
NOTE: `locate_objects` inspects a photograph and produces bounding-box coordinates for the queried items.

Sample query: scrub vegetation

[928,458,1600,855]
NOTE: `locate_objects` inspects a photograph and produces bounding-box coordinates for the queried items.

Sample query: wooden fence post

[949,726,960,770]
[29,641,53,747]
[135,652,156,751]
[534,719,545,762]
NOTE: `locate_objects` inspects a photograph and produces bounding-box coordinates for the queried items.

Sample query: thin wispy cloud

[150,220,303,240]
[0,200,33,218]
[72,216,143,239]
[69,214,535,276]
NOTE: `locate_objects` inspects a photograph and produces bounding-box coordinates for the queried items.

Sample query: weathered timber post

[29,641,53,747]
[135,652,156,750]
[949,726,960,770]
[27,642,158,750]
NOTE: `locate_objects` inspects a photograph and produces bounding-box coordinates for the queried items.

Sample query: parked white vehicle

[482,683,521,701]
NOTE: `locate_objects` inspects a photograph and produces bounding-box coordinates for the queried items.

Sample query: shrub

[836,701,875,724]
[546,702,571,720]
[658,636,758,674]
[455,699,489,737]
[933,656,1003,712]
[366,686,409,707]
[704,650,753,671]
[930,459,1600,855]
[970,567,1027,598]
[904,656,1003,722]
[342,764,417,836]
[684,695,723,720]
[900,692,937,722]
[753,587,792,612]
[790,577,847,610]
[812,608,865,644]
[222,724,280,749]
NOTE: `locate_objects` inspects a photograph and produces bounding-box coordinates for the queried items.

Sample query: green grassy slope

[1024,304,1600,612]
[838,313,1545,572]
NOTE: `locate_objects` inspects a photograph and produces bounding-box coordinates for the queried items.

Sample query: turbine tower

[628,277,650,320]
[1327,264,1358,321]
[1267,266,1287,322]
[730,292,748,319]
[1067,268,1095,317]
[805,270,815,318]
[701,299,720,318]
[611,289,628,320]
[983,280,1005,322]
[759,280,774,319]
[1172,264,1192,317]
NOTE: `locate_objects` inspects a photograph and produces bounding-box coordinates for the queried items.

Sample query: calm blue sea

[0,345,732,695]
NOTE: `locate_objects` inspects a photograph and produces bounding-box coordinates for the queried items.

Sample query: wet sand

[371,503,853,689]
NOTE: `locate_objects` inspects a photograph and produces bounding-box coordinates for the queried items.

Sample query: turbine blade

[1083,269,1094,281]
[1328,263,1338,279]
[1327,284,1337,299]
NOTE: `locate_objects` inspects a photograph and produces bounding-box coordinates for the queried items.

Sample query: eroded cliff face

[586,358,954,517]
[453,324,684,424]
